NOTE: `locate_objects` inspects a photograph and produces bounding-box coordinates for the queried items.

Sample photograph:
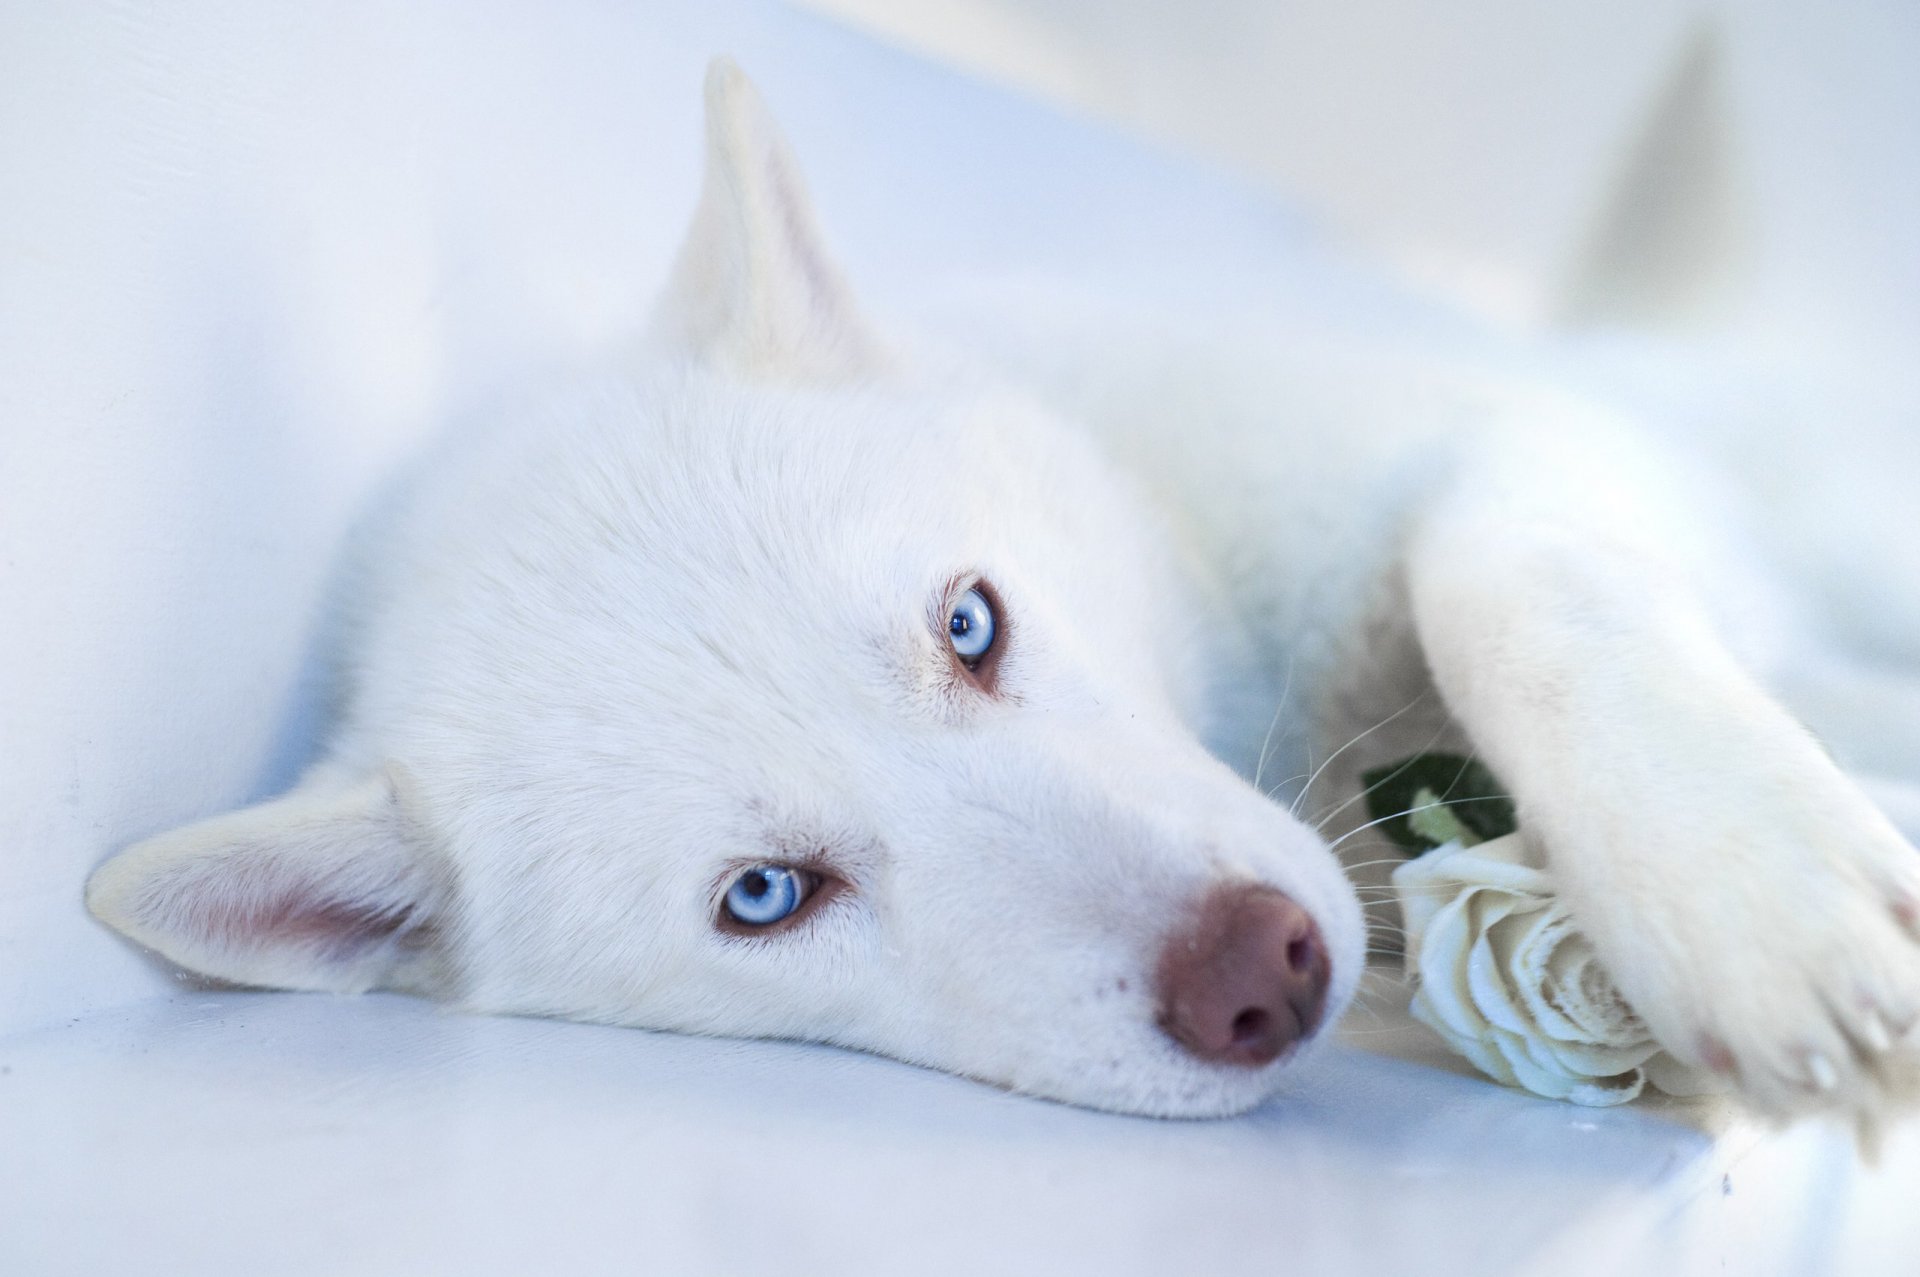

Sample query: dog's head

[88,61,1363,1116]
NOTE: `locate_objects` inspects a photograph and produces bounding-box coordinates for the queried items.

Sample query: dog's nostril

[1155,882,1331,1069]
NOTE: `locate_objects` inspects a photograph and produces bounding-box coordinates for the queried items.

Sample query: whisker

[1288,688,1433,820]
[1339,1000,1391,1028]
[1251,656,1296,795]
[1307,717,1457,833]
[1336,1024,1429,1038]
[1261,771,1312,802]
[1345,857,1427,874]
[1324,795,1516,857]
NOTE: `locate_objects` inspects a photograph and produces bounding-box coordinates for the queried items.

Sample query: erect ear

[649,57,886,383]
[1554,23,1747,328]
[86,767,449,994]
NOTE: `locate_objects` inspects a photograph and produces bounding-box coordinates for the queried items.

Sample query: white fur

[89,60,1920,1125]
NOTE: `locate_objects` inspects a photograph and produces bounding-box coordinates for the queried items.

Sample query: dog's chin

[957,1032,1336,1121]
[1005,1057,1295,1120]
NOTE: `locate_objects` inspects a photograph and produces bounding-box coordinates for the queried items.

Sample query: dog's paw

[1561,753,1920,1127]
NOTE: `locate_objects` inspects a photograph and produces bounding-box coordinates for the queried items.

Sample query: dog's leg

[1403,427,1920,1122]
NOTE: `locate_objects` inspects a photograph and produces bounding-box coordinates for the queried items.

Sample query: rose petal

[1485,1001,1654,1106]
[1502,911,1664,1075]
[1413,902,1512,1060]
[1485,1023,1581,1100]
[1413,893,1494,1041]
[1498,907,1591,1043]
[1548,942,1644,1044]
[1564,1071,1648,1108]
[1394,834,1552,898]
[1392,841,1479,954]
[1465,899,1545,1039]
[1410,988,1520,1087]
[1466,910,1543,1044]
[1539,1035,1661,1080]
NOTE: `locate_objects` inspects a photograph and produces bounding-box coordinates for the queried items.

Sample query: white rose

[1392,832,1723,1107]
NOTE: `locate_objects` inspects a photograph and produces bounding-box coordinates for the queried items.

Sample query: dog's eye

[723,865,811,927]
[947,587,996,663]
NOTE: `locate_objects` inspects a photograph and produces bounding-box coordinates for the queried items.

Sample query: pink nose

[1155,883,1330,1067]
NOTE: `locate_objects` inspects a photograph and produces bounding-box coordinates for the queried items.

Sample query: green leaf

[1360,752,1517,855]
[1406,787,1477,848]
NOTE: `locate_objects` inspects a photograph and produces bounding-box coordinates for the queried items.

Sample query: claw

[1857,1010,1895,1055]
[1806,1052,1840,1093]
[1893,898,1920,936]
[1698,1033,1736,1074]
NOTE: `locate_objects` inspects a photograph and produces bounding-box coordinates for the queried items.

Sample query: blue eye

[723,865,810,927]
[948,587,996,663]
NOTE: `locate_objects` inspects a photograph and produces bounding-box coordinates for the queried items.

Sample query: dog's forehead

[534,371,1122,622]
[372,367,1184,820]
[408,376,1032,730]
[601,385,1002,634]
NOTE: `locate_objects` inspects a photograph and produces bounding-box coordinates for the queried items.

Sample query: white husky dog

[88,61,1920,1125]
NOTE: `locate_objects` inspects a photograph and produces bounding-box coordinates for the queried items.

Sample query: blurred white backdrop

[795,0,1920,347]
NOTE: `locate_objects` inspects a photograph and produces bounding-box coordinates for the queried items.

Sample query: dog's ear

[86,767,449,994]
[650,57,885,383]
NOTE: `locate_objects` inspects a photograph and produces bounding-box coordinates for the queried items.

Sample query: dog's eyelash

[936,574,1007,695]
[710,857,845,938]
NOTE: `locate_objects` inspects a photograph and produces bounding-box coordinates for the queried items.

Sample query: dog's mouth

[859,877,1348,1119]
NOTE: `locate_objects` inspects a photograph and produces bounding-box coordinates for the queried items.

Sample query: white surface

[1,976,1913,1276]
[4,1,1918,1272]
